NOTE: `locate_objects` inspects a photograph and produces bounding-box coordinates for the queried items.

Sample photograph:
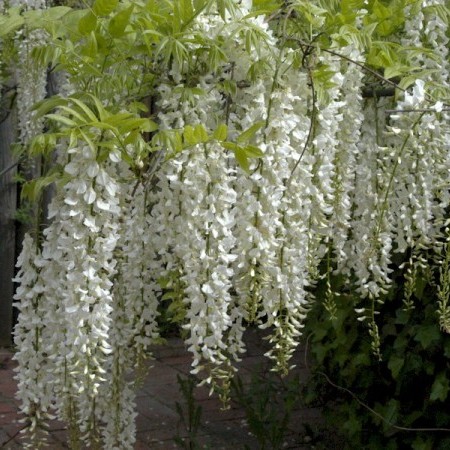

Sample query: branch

[0,424,28,448]
[385,108,450,114]
[304,334,450,434]
[362,87,396,98]
[285,36,406,93]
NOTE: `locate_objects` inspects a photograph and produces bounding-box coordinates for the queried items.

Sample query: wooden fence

[0,104,17,347]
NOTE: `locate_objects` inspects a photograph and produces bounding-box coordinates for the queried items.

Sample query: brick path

[0,329,323,449]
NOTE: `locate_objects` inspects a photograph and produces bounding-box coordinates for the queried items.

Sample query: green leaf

[162,292,175,301]
[93,0,119,16]
[243,145,264,158]
[252,0,281,15]
[141,119,158,133]
[105,115,157,134]
[123,130,139,146]
[24,6,71,33]
[33,96,68,119]
[430,372,450,402]
[29,133,57,156]
[21,170,62,202]
[46,113,78,127]
[384,65,409,80]
[0,8,24,37]
[222,141,263,172]
[69,98,98,123]
[194,124,209,143]
[412,436,434,450]
[236,121,265,144]
[395,309,410,325]
[342,410,362,436]
[183,125,196,146]
[109,5,134,37]
[213,124,228,141]
[78,10,97,35]
[413,325,441,349]
[234,147,250,172]
[444,340,450,359]
[79,129,97,154]
[85,94,108,122]
[377,399,399,432]
[387,356,404,378]
[162,130,183,154]
[372,0,391,20]
[220,79,237,97]
[55,105,88,125]
[81,31,98,58]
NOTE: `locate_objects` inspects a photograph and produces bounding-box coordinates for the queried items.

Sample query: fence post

[0,106,17,347]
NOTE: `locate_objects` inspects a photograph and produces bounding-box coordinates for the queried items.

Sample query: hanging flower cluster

[13,0,48,145]
[14,142,142,447]
[6,0,450,447]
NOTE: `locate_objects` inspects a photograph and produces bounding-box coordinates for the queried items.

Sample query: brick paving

[0,329,323,449]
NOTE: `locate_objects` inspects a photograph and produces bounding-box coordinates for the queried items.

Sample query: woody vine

[0,0,449,448]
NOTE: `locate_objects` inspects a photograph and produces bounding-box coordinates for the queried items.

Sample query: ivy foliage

[304,260,450,450]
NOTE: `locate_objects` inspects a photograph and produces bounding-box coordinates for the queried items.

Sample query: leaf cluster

[174,374,204,449]
[231,368,302,450]
[304,260,450,450]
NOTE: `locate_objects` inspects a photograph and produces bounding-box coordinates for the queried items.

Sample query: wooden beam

[0,106,17,347]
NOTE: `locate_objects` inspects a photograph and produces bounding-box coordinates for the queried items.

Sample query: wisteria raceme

[147,5,282,387]
[13,143,125,446]
[151,78,241,389]
[341,93,391,301]
[114,184,160,363]
[380,0,450,309]
[330,48,365,268]
[8,0,47,7]
[390,0,450,251]
[13,235,54,448]
[98,181,160,449]
[258,70,315,372]
[14,0,48,145]
[231,80,277,321]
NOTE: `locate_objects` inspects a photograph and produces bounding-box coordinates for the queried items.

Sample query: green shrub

[304,265,450,450]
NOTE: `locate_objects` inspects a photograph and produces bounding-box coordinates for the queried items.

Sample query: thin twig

[0,424,28,448]
[286,68,316,187]
[286,37,406,93]
[304,333,450,433]
[385,108,450,114]
[0,161,18,179]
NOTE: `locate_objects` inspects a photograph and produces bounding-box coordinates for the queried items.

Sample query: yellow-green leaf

[213,124,228,141]
[81,31,98,58]
[0,8,24,37]
[46,114,78,127]
[69,98,98,123]
[79,129,97,154]
[33,96,67,119]
[234,146,250,172]
[109,5,134,37]
[183,125,197,145]
[237,121,265,144]
[93,0,119,16]
[243,145,263,158]
[194,124,209,143]
[78,10,97,35]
